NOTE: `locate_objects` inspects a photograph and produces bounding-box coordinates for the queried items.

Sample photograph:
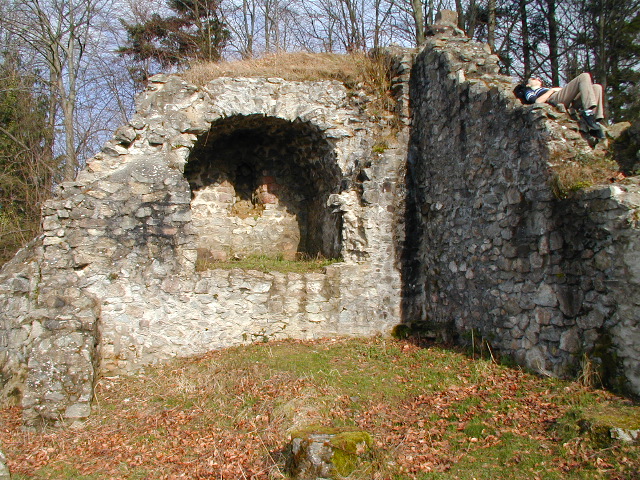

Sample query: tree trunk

[596,0,608,115]
[520,0,531,78]
[426,0,434,25]
[547,0,559,85]
[488,0,496,50]
[466,0,478,38]
[412,0,425,45]
[264,0,271,53]
[455,0,465,30]
[343,0,362,51]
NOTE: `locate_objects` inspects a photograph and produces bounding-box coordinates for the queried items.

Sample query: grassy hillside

[1,337,638,479]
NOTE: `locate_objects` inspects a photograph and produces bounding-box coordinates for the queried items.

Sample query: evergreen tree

[602,3,640,122]
[567,0,640,122]
[119,0,229,80]
[0,53,56,264]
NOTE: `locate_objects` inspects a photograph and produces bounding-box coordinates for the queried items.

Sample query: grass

[185,51,381,88]
[183,51,396,117]
[550,151,622,198]
[2,336,638,480]
[196,253,342,274]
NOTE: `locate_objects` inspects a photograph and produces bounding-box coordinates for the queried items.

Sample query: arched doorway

[185,114,343,262]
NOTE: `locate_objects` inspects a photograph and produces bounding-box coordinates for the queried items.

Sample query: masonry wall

[185,115,342,261]
[0,71,408,427]
[406,31,640,393]
[2,30,639,434]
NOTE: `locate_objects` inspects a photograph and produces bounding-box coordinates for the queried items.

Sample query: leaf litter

[1,336,638,479]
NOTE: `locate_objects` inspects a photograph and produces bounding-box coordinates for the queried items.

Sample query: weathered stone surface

[288,428,372,479]
[404,30,640,393]
[611,427,640,444]
[575,404,640,447]
[1,25,639,428]
[0,446,9,480]
[0,50,408,425]
[611,119,640,175]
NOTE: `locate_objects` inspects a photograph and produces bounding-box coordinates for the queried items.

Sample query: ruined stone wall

[0,70,407,426]
[2,24,639,434]
[406,29,640,394]
[185,114,343,261]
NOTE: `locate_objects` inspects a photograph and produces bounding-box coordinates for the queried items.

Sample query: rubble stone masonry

[404,27,640,393]
[0,20,638,431]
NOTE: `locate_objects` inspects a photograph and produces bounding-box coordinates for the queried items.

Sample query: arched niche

[184,114,343,262]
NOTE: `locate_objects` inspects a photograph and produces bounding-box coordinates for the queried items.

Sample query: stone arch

[184,114,343,262]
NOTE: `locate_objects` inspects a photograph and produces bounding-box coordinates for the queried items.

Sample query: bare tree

[487,0,496,50]
[410,0,426,44]
[223,0,259,57]
[519,0,532,78]
[546,0,558,84]
[6,0,111,181]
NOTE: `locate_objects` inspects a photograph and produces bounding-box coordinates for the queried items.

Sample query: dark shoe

[581,110,605,138]
[581,109,600,131]
[590,124,606,139]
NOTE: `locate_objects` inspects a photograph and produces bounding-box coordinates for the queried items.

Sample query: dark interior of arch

[184,114,343,262]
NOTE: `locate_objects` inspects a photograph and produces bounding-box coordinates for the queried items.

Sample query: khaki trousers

[548,72,605,119]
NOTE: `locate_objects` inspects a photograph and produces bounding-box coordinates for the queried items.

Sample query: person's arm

[535,87,562,103]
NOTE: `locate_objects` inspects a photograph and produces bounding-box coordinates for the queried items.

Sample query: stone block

[534,284,558,307]
[560,328,581,353]
[288,428,372,479]
[0,448,10,480]
[556,286,584,318]
[64,402,91,419]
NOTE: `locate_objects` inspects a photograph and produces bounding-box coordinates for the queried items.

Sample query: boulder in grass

[558,403,640,448]
[288,426,373,479]
[579,404,640,448]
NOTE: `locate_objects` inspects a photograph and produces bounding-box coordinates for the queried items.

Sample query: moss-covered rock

[556,403,640,448]
[288,426,373,479]
[329,430,373,476]
[581,404,640,446]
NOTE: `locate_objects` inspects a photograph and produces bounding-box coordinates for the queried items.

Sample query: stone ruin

[1,14,639,429]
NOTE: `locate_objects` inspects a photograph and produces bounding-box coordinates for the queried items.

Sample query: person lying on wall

[513,72,605,139]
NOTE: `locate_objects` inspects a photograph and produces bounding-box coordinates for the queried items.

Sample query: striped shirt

[524,86,549,104]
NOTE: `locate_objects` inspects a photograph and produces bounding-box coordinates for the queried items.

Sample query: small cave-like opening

[184,114,343,263]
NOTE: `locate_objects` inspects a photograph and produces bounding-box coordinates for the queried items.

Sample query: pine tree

[571,0,640,122]
[0,53,56,264]
[119,0,229,79]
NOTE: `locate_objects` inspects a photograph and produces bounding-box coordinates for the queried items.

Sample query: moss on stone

[391,323,410,339]
[289,424,343,439]
[556,403,640,448]
[289,426,373,477]
[584,404,640,431]
[330,431,373,477]
[330,430,373,453]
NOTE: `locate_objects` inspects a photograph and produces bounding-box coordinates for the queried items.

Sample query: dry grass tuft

[184,51,374,86]
[183,51,395,115]
[550,151,621,198]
